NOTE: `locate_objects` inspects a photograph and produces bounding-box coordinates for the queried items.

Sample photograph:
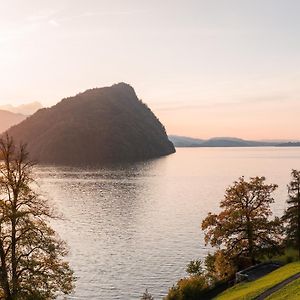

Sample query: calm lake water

[36,147,300,299]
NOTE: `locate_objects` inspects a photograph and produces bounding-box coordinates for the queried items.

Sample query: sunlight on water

[35,147,300,299]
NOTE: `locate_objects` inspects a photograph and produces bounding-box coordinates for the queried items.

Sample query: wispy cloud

[25,9,144,30]
[153,93,292,112]
[0,7,144,45]
[48,19,60,27]
[56,9,146,23]
[82,10,144,17]
[26,9,58,23]
[0,9,61,45]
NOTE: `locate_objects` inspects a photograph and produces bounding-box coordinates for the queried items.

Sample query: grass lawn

[266,277,300,300]
[214,261,300,300]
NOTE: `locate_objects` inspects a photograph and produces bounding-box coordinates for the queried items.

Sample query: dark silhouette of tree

[140,289,154,300]
[186,260,203,277]
[202,176,283,265]
[282,170,300,258]
[0,135,74,299]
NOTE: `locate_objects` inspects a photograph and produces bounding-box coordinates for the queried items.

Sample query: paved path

[254,272,300,299]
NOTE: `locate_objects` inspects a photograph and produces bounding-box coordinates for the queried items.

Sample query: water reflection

[35,148,300,299]
[36,157,175,299]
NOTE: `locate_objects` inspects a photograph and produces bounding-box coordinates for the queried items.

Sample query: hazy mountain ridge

[0,110,27,134]
[169,135,299,147]
[0,102,43,115]
[168,135,204,147]
[277,142,300,147]
[6,83,175,165]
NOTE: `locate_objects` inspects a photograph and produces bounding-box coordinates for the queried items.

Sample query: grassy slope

[215,262,300,300]
[266,277,300,300]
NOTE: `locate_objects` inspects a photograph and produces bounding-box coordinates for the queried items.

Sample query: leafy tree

[204,250,236,282]
[0,135,74,299]
[282,170,300,258]
[186,260,203,277]
[202,176,282,264]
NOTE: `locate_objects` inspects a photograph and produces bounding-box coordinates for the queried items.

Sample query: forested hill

[6,83,175,165]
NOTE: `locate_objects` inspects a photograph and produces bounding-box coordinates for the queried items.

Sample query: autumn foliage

[202,176,283,264]
[0,135,74,299]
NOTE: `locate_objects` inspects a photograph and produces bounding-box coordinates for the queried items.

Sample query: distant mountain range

[6,83,175,165]
[0,110,27,134]
[277,142,300,147]
[0,102,43,115]
[169,135,300,147]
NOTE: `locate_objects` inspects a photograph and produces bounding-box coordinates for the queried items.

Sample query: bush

[206,250,237,282]
[186,259,203,276]
[164,276,208,300]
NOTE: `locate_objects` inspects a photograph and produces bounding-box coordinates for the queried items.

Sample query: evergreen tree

[282,170,300,258]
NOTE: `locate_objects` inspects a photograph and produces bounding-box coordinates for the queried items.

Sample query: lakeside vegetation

[0,135,74,299]
[164,170,300,300]
[2,134,299,300]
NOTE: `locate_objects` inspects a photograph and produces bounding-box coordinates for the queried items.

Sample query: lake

[36,147,300,299]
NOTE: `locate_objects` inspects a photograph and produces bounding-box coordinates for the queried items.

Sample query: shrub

[164,276,208,300]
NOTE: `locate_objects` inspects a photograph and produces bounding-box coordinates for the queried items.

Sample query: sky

[0,0,300,139]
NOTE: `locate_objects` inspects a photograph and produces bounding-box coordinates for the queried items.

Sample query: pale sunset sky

[0,0,300,139]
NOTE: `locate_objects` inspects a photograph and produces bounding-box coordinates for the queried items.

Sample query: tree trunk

[0,242,12,300]
[246,216,255,265]
[11,216,17,298]
[11,189,18,300]
[297,197,300,259]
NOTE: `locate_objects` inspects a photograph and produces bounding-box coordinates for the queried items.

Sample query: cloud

[48,19,60,27]
[82,10,145,16]
[153,93,292,112]
[27,15,49,22]
[27,9,58,23]
[54,9,147,23]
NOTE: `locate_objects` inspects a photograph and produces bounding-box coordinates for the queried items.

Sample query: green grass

[214,261,300,300]
[266,278,300,300]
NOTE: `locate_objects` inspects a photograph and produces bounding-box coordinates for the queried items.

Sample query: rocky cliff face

[6,83,175,165]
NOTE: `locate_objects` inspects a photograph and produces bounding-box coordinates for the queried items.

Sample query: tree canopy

[282,170,300,258]
[0,135,74,299]
[202,176,283,264]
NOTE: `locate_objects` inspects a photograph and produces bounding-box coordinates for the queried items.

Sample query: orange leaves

[201,176,282,262]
